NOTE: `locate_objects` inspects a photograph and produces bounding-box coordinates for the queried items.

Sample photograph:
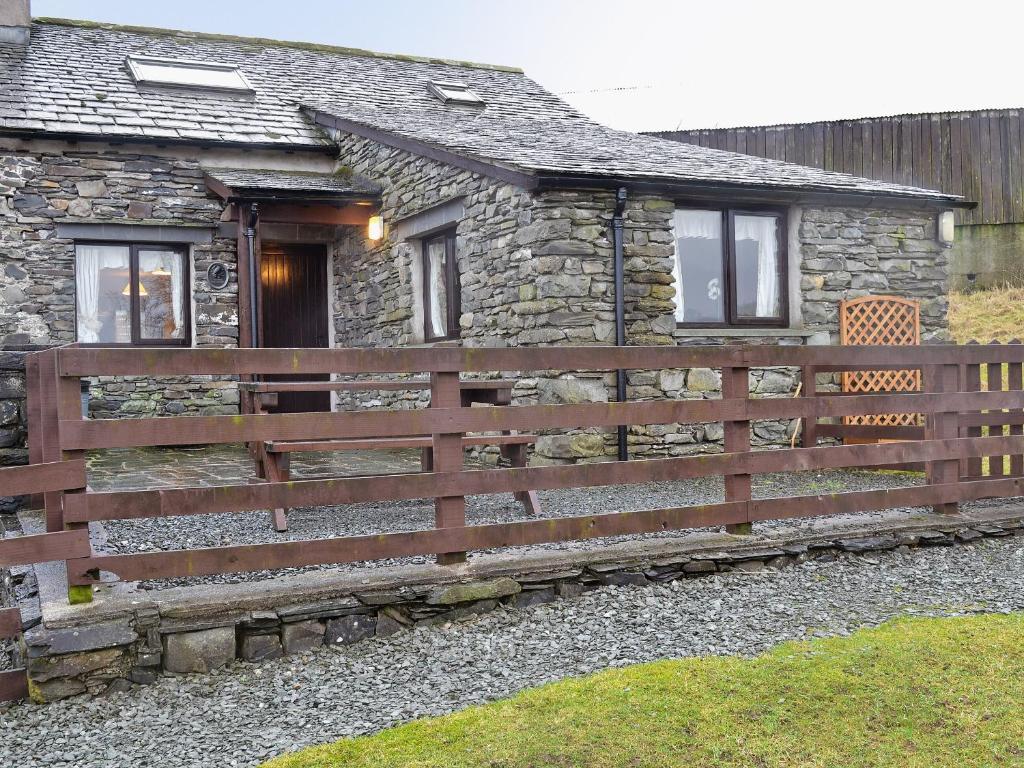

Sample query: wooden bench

[242,379,541,531]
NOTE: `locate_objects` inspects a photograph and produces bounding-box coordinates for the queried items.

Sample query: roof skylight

[427,80,484,106]
[126,56,254,93]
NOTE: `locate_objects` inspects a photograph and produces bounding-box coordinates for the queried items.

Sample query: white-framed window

[126,56,254,93]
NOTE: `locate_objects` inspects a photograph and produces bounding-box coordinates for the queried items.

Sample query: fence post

[430,370,467,565]
[985,344,1007,479]
[37,349,64,533]
[924,362,960,515]
[962,341,982,479]
[1009,340,1024,476]
[800,365,818,448]
[25,352,44,509]
[52,347,91,604]
[723,366,752,535]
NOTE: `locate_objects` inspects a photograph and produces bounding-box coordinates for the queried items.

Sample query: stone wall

[0,147,241,417]
[331,133,532,349]
[799,206,949,343]
[326,132,950,462]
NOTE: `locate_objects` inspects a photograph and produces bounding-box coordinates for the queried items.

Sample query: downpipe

[612,187,629,461]
[245,202,260,349]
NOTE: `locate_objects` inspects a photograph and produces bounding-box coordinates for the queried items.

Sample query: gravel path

[4,536,1023,768]
[99,469,928,589]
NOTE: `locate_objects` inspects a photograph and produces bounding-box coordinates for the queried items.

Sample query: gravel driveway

[99,468,927,590]
[4,536,1023,768]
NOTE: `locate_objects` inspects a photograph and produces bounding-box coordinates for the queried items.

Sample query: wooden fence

[0,459,91,702]
[12,343,1024,610]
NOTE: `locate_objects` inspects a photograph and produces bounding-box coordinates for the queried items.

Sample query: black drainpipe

[612,187,629,461]
[245,202,260,348]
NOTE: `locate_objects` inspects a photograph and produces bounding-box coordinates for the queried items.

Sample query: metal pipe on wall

[245,202,260,348]
[612,187,629,461]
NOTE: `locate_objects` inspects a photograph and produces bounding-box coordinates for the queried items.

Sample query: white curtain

[75,245,126,343]
[671,210,722,322]
[427,241,446,337]
[734,215,779,317]
[170,255,184,338]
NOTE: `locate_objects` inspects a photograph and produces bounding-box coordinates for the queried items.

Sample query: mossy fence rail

[5,343,1024,607]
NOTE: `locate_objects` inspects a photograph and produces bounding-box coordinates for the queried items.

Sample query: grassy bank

[949,286,1024,343]
[264,613,1024,768]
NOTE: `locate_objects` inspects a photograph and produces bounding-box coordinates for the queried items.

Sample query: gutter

[0,128,337,155]
[612,187,629,462]
[535,174,974,210]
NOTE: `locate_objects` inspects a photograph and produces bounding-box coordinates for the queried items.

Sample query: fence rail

[12,343,1024,607]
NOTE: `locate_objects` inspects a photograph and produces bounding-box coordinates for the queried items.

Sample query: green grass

[263,614,1024,768]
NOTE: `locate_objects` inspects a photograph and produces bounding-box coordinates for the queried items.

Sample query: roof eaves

[34,17,524,73]
[0,125,335,153]
[303,107,540,190]
[533,172,973,209]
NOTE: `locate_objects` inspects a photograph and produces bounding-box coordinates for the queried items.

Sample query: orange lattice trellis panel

[840,295,922,427]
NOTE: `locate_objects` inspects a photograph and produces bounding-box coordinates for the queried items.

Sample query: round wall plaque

[207,262,230,290]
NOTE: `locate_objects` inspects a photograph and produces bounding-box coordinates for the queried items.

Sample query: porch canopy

[204,167,382,226]
[204,168,383,349]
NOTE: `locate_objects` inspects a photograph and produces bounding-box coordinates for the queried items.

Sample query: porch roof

[203,168,381,202]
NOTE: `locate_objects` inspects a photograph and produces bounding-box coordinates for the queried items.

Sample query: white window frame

[126,56,254,94]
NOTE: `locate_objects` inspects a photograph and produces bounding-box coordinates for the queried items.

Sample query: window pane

[733,214,781,319]
[672,210,724,323]
[76,244,131,344]
[130,58,251,91]
[138,249,187,340]
[426,239,448,338]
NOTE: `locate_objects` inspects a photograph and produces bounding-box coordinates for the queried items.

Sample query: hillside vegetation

[949,286,1024,343]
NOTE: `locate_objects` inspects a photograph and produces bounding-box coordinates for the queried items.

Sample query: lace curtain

[75,245,128,343]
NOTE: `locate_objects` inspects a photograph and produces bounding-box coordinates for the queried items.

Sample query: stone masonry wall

[327,132,949,463]
[799,206,948,342]
[331,133,532,349]
[0,147,241,417]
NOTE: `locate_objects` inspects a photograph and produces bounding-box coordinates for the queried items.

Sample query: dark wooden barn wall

[655,110,1024,226]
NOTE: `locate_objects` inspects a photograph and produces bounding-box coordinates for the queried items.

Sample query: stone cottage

[0,5,968,466]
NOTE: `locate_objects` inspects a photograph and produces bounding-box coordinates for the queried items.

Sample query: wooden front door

[260,242,331,413]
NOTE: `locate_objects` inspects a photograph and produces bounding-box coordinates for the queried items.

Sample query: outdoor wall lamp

[938,210,955,248]
[367,214,384,241]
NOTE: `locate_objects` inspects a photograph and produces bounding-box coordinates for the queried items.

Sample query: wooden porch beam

[221,202,373,227]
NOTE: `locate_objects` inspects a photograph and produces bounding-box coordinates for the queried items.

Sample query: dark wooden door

[260,242,331,413]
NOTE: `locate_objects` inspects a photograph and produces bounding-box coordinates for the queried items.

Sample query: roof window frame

[427,80,485,106]
[126,55,255,94]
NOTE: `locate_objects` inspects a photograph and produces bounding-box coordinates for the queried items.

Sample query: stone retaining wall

[22,513,1021,702]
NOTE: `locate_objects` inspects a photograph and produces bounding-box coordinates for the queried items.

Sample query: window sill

[673,327,817,339]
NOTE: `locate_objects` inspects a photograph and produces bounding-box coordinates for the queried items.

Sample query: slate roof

[204,168,380,198]
[0,18,964,203]
[307,104,965,202]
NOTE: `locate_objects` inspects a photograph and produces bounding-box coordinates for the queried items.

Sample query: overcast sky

[32,0,1023,132]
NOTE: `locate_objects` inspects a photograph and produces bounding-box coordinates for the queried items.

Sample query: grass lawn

[263,614,1024,768]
